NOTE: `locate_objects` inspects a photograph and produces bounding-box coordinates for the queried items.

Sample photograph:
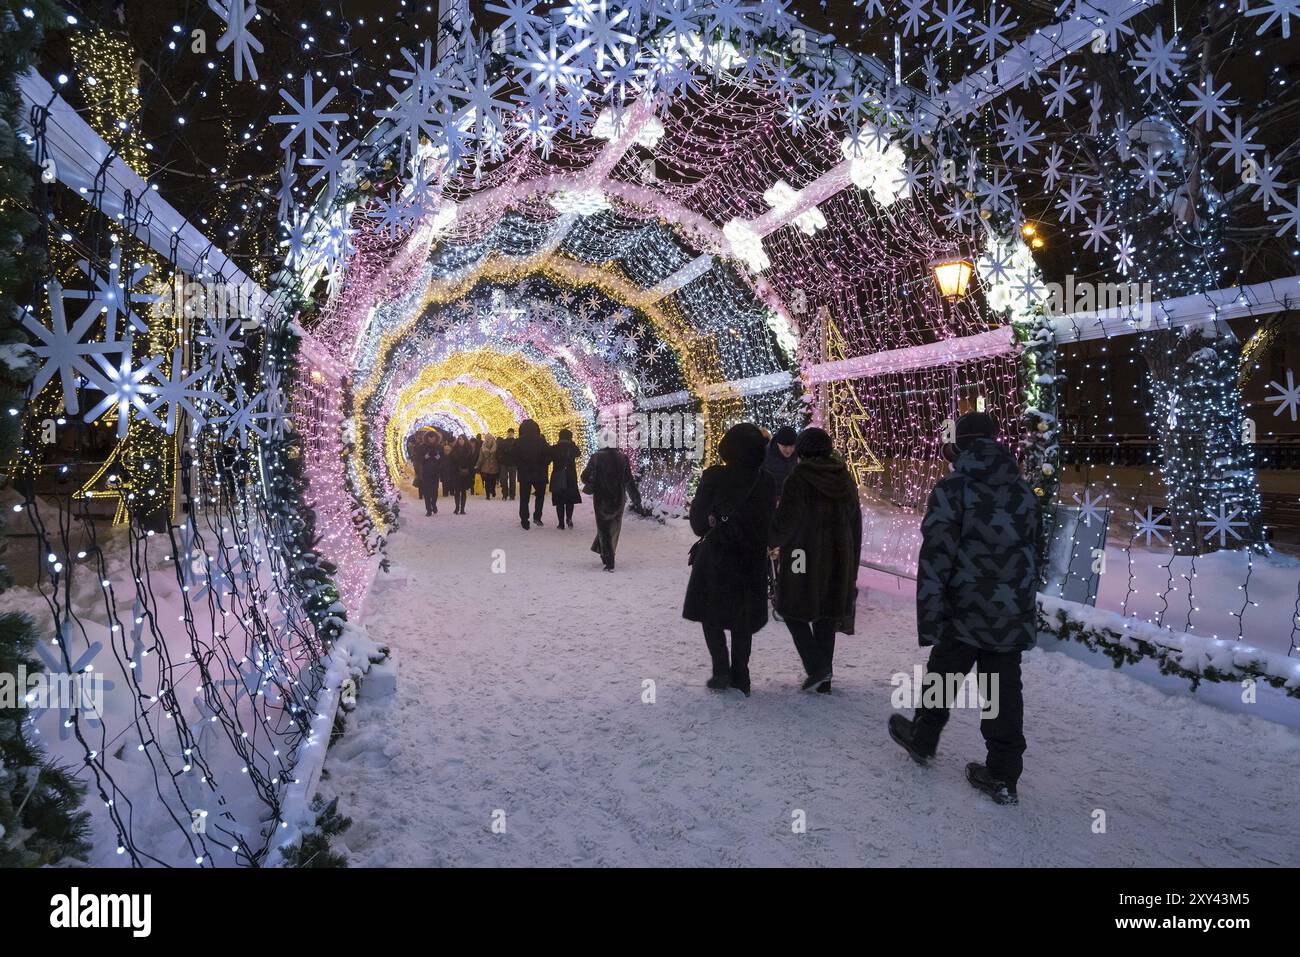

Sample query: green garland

[0,0,91,867]
[1038,602,1299,699]
[1013,306,1062,560]
[260,315,348,650]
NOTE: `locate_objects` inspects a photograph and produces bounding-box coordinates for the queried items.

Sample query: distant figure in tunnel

[498,428,518,501]
[514,419,551,529]
[449,434,476,514]
[550,429,583,529]
[762,425,799,507]
[477,433,501,500]
[582,440,642,571]
[413,431,444,516]
[683,423,774,697]
[769,427,862,694]
[470,434,483,494]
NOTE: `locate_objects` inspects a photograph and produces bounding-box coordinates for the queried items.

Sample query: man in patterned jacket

[888,412,1039,805]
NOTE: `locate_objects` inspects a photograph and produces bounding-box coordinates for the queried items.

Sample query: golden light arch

[383,348,587,490]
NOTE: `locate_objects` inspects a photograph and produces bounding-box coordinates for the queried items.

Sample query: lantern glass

[931,258,973,300]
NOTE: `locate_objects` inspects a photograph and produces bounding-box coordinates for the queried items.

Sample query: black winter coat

[549,440,583,505]
[682,464,774,633]
[513,430,551,484]
[413,445,443,491]
[761,441,798,505]
[769,456,862,632]
[582,447,641,519]
[497,436,517,467]
[447,443,477,492]
[916,438,1039,653]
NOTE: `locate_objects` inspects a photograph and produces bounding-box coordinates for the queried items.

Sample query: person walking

[683,423,774,697]
[498,427,518,500]
[476,433,501,500]
[762,425,799,506]
[549,428,582,529]
[413,432,444,516]
[514,418,550,529]
[439,437,457,502]
[404,430,421,476]
[582,441,643,571]
[887,412,1039,806]
[769,427,862,694]
[449,434,476,514]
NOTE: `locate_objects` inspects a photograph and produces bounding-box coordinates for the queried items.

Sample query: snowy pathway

[322,495,1300,867]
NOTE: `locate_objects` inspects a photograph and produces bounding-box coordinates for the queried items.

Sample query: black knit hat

[794,426,833,458]
[718,422,767,469]
[558,428,573,441]
[773,425,798,446]
[955,411,998,450]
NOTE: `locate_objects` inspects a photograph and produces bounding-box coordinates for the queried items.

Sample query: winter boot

[887,714,935,765]
[801,669,832,693]
[729,668,751,697]
[965,763,1019,805]
[706,673,730,691]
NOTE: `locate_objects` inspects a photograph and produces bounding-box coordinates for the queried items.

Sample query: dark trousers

[912,639,1026,787]
[502,466,517,499]
[518,480,545,523]
[591,509,623,568]
[454,489,467,511]
[555,502,574,526]
[422,488,438,515]
[703,625,753,684]
[786,618,836,676]
[483,474,498,499]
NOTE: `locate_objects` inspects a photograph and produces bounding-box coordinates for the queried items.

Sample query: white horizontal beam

[18,70,267,300]
[621,328,1018,412]
[639,254,714,305]
[1052,275,1300,343]
[803,327,1016,383]
[933,0,1159,125]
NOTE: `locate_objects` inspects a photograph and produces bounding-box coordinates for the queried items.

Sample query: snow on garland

[1038,594,1300,698]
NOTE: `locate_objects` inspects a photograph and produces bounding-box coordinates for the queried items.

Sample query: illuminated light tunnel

[13,0,1300,877]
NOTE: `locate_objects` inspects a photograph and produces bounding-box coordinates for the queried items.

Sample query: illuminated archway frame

[384,348,588,488]
[295,26,1054,572]
[349,254,769,529]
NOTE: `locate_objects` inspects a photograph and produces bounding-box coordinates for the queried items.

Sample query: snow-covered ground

[320,493,1300,867]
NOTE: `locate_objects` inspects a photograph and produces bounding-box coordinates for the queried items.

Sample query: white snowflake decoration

[20,279,124,415]
[1131,506,1170,546]
[209,0,262,82]
[1264,369,1300,421]
[1198,504,1248,547]
[270,74,348,160]
[1126,26,1185,92]
[146,347,228,434]
[82,343,165,439]
[1073,488,1108,528]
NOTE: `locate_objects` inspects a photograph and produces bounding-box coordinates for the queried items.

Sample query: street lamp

[930,255,974,300]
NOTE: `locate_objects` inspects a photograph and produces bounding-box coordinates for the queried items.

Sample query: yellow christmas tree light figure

[822,308,883,486]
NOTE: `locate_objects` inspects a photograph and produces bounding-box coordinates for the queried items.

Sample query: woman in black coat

[770,427,863,693]
[683,423,774,696]
[448,435,477,514]
[549,428,583,529]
